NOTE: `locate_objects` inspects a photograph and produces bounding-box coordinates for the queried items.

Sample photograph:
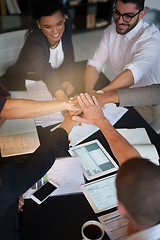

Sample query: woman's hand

[62,81,75,96]
[18,196,24,212]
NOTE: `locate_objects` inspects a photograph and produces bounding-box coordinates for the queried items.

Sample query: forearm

[102,69,134,92]
[13,128,69,197]
[84,66,100,93]
[54,89,68,100]
[117,84,160,107]
[59,116,75,135]
[96,118,141,165]
[0,99,71,119]
[95,91,119,107]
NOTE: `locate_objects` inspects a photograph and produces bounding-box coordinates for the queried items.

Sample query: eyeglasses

[112,7,143,23]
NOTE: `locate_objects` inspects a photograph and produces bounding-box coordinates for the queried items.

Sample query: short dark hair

[116,158,160,227]
[114,0,145,10]
[32,0,65,20]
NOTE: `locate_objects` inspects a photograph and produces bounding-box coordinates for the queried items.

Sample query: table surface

[2,62,160,240]
[18,107,160,240]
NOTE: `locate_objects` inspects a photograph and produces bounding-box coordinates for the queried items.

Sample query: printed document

[0,118,40,157]
[117,128,159,165]
[98,210,128,240]
[25,80,64,127]
[51,103,128,146]
[23,156,85,198]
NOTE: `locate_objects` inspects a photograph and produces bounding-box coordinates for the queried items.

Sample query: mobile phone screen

[33,182,57,201]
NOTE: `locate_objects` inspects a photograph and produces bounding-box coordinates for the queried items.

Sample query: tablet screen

[81,174,118,213]
[69,140,119,180]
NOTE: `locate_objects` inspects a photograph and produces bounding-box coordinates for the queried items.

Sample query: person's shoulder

[62,18,73,41]
[103,22,116,40]
[141,19,160,35]
[27,29,45,40]
[25,29,49,46]
[104,23,115,34]
[64,18,72,31]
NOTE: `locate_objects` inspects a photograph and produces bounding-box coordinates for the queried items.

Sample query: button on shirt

[127,223,160,240]
[88,19,160,87]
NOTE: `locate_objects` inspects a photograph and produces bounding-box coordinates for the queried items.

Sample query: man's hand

[94,90,119,107]
[86,89,96,96]
[72,93,105,125]
[64,99,80,111]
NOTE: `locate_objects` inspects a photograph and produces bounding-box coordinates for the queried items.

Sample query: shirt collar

[124,19,143,40]
[127,223,160,240]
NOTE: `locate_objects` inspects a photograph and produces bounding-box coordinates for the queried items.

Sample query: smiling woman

[2,0,75,100]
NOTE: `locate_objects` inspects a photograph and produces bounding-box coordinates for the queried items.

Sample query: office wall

[145,0,160,10]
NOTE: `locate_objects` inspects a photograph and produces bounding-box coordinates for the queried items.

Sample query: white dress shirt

[127,223,160,240]
[88,19,160,87]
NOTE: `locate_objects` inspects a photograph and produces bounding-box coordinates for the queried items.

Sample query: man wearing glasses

[84,0,160,118]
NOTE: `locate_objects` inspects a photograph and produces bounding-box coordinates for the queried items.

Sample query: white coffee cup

[81,220,104,240]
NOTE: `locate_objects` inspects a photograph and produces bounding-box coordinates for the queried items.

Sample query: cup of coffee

[81,220,104,240]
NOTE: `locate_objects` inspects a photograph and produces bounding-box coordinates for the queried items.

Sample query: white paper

[117,128,159,165]
[10,91,29,99]
[67,103,128,146]
[133,144,159,165]
[98,210,128,240]
[103,103,128,125]
[117,128,151,145]
[0,118,40,157]
[25,80,64,127]
[23,156,85,199]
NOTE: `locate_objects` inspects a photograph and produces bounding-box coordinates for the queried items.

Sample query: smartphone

[31,180,59,204]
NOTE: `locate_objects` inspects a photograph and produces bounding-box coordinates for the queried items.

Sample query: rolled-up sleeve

[87,27,110,72]
[123,33,160,84]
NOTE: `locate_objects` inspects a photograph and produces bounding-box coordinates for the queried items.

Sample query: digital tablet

[69,140,119,180]
[81,174,118,213]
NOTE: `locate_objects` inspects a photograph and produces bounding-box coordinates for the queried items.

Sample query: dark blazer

[5,19,75,96]
[0,82,10,113]
[0,128,69,240]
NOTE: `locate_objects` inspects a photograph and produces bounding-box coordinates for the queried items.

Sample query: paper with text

[51,103,128,146]
[98,210,128,240]
[23,156,85,199]
[0,118,40,157]
[25,80,64,127]
[117,128,159,165]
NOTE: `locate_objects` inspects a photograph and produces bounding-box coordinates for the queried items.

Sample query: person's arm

[92,84,160,108]
[93,91,119,107]
[54,89,69,101]
[84,65,100,94]
[0,112,76,219]
[117,84,160,107]
[72,93,140,165]
[102,69,134,92]
[0,98,77,119]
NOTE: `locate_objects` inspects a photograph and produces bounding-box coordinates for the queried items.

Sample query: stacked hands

[18,93,105,211]
[68,93,106,126]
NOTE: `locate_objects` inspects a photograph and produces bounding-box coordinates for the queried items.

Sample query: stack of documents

[117,128,159,165]
[23,156,85,198]
[25,80,64,127]
[0,118,40,157]
[98,210,128,240]
[68,103,128,146]
[51,103,128,146]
